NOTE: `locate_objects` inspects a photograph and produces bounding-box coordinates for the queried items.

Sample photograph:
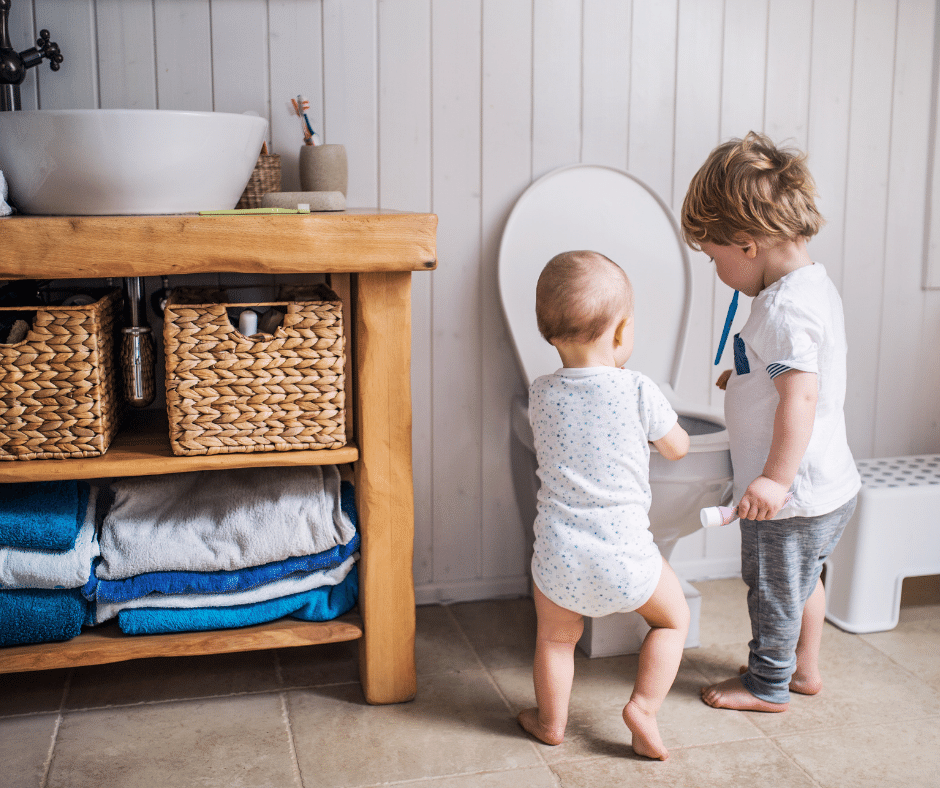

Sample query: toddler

[680,132,861,712]
[518,250,691,760]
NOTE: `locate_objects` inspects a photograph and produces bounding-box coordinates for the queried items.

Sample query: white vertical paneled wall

[9,0,940,602]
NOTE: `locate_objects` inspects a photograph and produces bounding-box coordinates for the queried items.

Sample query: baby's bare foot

[517,708,565,746]
[623,699,669,760]
[738,664,822,695]
[701,677,789,712]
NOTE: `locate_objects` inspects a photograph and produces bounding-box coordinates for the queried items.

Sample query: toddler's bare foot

[700,677,789,712]
[789,671,822,695]
[517,708,565,746]
[623,699,669,760]
[738,664,822,695]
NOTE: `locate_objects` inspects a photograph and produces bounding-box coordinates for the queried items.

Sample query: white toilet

[498,164,733,657]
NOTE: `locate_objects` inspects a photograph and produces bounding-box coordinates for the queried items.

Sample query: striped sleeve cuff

[766,363,792,379]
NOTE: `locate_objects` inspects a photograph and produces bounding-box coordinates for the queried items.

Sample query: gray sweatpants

[739,496,858,704]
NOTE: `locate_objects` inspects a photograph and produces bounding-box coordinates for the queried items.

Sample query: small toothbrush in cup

[701,493,794,527]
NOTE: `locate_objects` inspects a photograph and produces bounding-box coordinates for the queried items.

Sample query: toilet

[498,164,733,657]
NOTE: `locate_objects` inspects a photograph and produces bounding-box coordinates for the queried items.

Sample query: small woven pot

[236,152,282,209]
[0,289,122,461]
[163,285,346,456]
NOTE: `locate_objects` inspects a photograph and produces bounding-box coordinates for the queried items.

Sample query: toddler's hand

[737,476,790,521]
[716,369,732,390]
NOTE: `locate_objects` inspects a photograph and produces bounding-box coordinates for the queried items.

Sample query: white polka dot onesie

[529,366,678,617]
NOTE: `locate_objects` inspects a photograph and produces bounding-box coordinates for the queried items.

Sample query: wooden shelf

[0,410,359,483]
[0,210,425,704]
[0,614,363,674]
[0,210,438,280]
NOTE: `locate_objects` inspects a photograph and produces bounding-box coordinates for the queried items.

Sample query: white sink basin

[0,109,268,215]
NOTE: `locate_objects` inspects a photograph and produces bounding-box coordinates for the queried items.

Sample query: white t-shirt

[529,366,677,617]
[724,263,860,518]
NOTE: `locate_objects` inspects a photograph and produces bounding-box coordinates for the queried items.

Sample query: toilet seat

[498,164,691,391]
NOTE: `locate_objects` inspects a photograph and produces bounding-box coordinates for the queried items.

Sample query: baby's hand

[716,369,732,390]
[737,476,790,521]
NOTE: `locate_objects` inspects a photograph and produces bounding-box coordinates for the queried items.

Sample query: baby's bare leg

[517,585,584,746]
[624,560,690,761]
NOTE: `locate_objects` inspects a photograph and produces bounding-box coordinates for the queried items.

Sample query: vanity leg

[353,271,417,704]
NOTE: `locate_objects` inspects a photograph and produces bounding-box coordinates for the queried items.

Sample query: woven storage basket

[0,289,121,461]
[163,285,346,456]
[236,152,282,209]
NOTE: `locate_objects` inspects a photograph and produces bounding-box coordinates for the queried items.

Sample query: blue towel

[1,486,100,590]
[0,481,90,551]
[117,564,358,635]
[0,587,88,647]
[90,533,359,603]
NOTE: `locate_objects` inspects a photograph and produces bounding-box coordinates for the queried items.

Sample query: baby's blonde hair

[535,251,633,345]
[681,131,824,250]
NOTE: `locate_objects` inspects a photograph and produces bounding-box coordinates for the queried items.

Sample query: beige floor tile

[276,640,361,688]
[493,654,764,763]
[774,717,940,788]
[692,577,753,647]
[65,650,280,710]
[46,694,298,788]
[415,604,485,675]
[287,670,542,787]
[447,598,537,671]
[550,738,818,787]
[860,612,940,694]
[0,713,57,788]
[0,669,68,718]
[694,624,940,737]
[403,766,560,787]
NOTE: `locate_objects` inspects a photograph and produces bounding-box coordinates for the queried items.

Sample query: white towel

[0,486,99,589]
[97,465,355,580]
[95,554,357,623]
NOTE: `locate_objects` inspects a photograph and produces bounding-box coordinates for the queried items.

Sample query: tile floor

[2,577,939,788]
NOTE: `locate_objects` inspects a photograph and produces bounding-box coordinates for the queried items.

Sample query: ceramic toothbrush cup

[299,144,348,196]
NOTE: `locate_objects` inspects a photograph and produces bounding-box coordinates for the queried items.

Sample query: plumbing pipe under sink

[121,277,156,408]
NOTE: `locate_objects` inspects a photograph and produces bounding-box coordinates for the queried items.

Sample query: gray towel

[97,465,355,580]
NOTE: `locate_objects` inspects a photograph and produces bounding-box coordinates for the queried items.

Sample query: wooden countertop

[0,209,438,279]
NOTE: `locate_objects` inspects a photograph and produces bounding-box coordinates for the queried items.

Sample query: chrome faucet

[0,0,63,111]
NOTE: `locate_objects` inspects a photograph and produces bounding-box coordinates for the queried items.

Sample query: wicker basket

[163,285,346,456]
[0,289,121,461]
[236,151,282,209]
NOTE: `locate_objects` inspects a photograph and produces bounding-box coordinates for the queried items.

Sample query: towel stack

[0,481,98,647]
[86,465,359,635]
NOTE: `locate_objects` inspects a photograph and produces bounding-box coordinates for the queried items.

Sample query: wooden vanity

[0,210,437,705]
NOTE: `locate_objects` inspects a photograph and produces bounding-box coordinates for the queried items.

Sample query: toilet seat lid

[498,165,691,388]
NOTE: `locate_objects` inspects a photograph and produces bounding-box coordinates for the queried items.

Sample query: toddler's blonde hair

[535,250,633,345]
[681,131,824,250]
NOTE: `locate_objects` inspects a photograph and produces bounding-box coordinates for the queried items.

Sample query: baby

[518,250,691,760]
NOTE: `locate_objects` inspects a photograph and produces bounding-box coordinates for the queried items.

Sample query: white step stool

[824,455,940,634]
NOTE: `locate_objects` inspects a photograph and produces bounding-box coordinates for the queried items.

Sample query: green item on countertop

[198,207,311,216]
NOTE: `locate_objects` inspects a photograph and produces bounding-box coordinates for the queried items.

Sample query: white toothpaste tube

[700,493,794,527]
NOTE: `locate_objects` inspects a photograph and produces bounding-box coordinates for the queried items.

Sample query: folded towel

[95,554,357,624]
[117,564,358,635]
[0,480,90,551]
[98,466,356,580]
[0,587,89,647]
[0,486,99,589]
[90,532,359,603]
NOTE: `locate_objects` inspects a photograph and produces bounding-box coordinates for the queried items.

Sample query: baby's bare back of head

[535,250,633,345]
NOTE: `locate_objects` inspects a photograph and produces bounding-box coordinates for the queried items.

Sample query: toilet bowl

[498,164,733,656]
